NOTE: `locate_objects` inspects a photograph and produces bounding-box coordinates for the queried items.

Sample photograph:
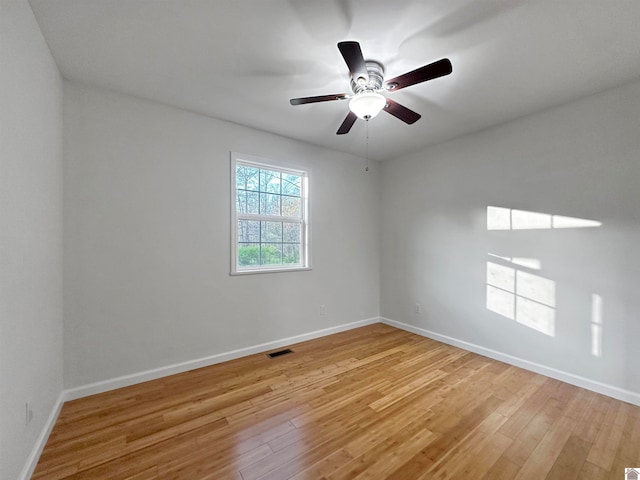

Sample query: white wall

[381,80,640,397]
[63,82,380,389]
[0,1,64,479]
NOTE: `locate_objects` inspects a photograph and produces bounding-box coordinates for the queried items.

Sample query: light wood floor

[34,324,640,479]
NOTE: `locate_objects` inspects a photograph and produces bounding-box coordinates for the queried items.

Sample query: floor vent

[267,348,293,358]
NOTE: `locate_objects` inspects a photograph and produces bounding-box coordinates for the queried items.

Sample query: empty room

[3,0,640,479]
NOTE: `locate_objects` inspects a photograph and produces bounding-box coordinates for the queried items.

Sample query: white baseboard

[64,317,380,401]
[380,317,640,407]
[18,391,65,480]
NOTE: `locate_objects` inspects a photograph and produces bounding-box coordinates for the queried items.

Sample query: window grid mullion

[237,213,302,224]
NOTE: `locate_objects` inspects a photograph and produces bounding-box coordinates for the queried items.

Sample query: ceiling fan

[290,41,452,135]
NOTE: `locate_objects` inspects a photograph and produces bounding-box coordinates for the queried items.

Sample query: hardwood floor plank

[497,378,559,440]
[586,400,628,471]
[614,405,640,465]
[33,324,640,480]
[386,394,505,479]
[330,426,438,480]
[427,430,512,480]
[158,442,273,479]
[577,460,609,480]
[545,435,592,480]
[512,412,577,478]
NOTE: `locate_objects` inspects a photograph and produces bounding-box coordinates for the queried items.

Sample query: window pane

[260,193,281,215]
[246,191,259,214]
[283,244,300,265]
[260,169,281,194]
[236,191,247,214]
[261,221,282,242]
[238,220,260,243]
[282,196,301,217]
[238,243,260,266]
[237,191,259,214]
[282,174,301,196]
[283,222,301,243]
[236,165,259,191]
[261,244,282,265]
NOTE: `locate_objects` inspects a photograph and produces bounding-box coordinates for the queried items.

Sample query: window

[231,153,310,274]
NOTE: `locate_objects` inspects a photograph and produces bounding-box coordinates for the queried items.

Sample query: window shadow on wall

[487,206,602,230]
[486,206,603,353]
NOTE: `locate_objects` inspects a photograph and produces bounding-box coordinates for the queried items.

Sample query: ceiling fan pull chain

[365,119,370,172]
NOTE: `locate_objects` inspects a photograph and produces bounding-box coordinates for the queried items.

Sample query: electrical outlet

[320,305,326,316]
[25,401,33,426]
[415,303,422,314]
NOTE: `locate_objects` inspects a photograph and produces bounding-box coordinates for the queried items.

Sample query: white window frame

[230,152,310,275]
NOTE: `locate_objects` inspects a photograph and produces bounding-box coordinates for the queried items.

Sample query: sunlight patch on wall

[591,294,603,358]
[486,261,515,320]
[486,261,556,336]
[553,215,602,229]
[487,206,602,230]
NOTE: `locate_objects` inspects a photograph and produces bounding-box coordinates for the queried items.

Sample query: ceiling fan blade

[383,98,421,124]
[336,111,357,135]
[337,41,369,84]
[384,58,452,92]
[290,93,349,105]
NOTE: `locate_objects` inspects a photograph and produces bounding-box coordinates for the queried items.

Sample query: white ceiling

[29,0,640,161]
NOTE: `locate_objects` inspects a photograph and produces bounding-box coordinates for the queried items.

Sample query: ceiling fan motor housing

[351,61,385,94]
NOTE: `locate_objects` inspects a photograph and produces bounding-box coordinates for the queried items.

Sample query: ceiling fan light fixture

[349,91,386,120]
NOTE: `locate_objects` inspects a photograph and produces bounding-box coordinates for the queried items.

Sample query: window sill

[230,266,312,276]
